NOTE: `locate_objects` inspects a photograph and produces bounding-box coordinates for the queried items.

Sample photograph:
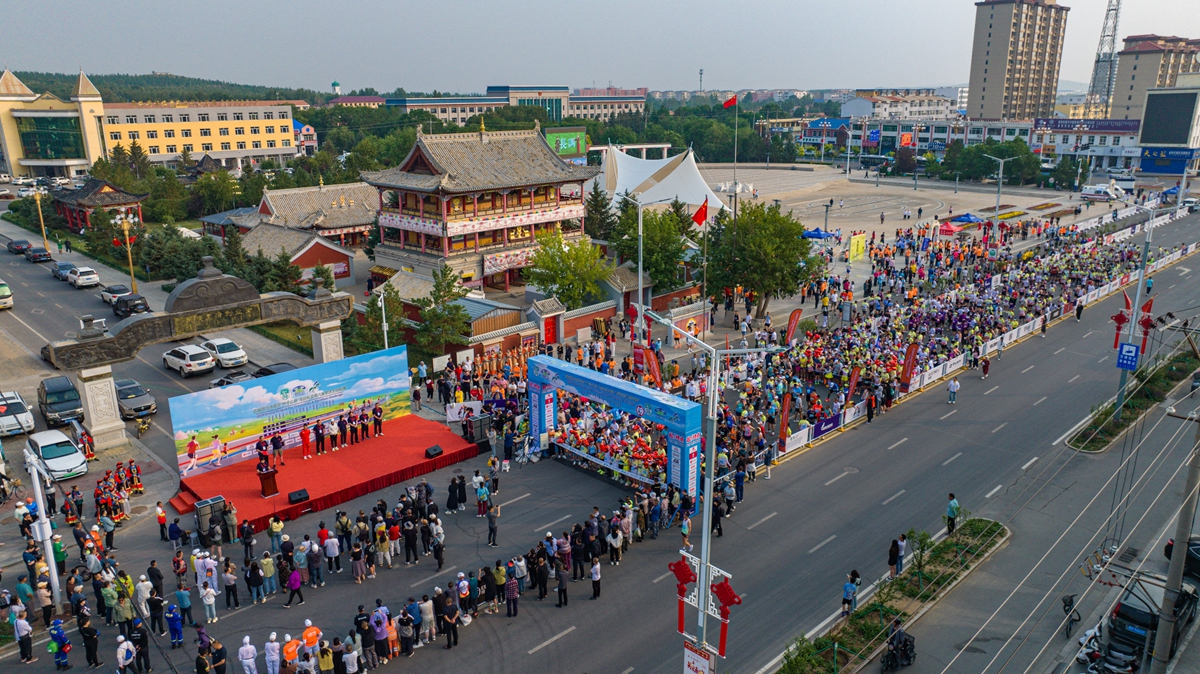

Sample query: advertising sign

[779,393,792,439]
[785,309,805,345]
[899,133,914,148]
[684,641,715,674]
[848,233,867,262]
[1116,343,1140,371]
[170,346,410,476]
[544,126,588,159]
[899,343,920,393]
[812,415,841,439]
[645,349,664,388]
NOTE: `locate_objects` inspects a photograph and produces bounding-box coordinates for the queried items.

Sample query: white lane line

[1170,284,1177,289]
[882,490,906,506]
[1068,375,1080,383]
[943,452,962,465]
[1052,412,1094,446]
[534,514,571,533]
[940,409,957,420]
[652,571,673,584]
[986,484,1004,499]
[747,512,778,530]
[34,291,43,297]
[499,493,531,507]
[808,535,837,554]
[984,386,999,395]
[621,669,635,674]
[0,308,52,343]
[528,626,576,654]
[410,565,457,588]
[1180,266,1192,275]
[54,303,62,309]
[1081,330,1093,339]
[1022,365,1036,373]
[1033,396,1047,406]
[824,470,851,486]
[1098,356,1109,363]
[992,422,1008,434]
[1054,347,1066,355]
[1021,457,1039,470]
[887,438,908,450]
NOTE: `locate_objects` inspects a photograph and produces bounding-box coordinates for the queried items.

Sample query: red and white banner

[899,343,920,393]
[785,308,804,345]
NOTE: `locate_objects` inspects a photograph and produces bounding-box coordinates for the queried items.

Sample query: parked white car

[26,429,89,481]
[163,344,216,378]
[0,173,12,183]
[0,390,35,435]
[16,187,36,198]
[67,266,101,288]
[201,337,249,368]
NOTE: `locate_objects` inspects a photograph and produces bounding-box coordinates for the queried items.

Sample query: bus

[859,154,890,168]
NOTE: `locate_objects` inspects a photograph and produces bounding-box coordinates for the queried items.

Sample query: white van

[1080,185,1115,202]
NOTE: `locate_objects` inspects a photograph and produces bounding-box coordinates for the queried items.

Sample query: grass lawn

[249,321,314,357]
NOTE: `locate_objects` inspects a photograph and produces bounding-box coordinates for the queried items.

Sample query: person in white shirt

[15,610,35,663]
[239,635,258,674]
[263,633,281,674]
[116,635,136,673]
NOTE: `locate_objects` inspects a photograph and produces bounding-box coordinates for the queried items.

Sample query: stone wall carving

[165,257,260,313]
[320,329,344,362]
[84,380,119,424]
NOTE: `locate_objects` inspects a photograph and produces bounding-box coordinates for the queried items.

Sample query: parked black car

[7,239,32,254]
[24,247,52,262]
[1165,536,1200,579]
[37,376,85,427]
[113,293,150,318]
[1108,572,1198,657]
[252,363,297,378]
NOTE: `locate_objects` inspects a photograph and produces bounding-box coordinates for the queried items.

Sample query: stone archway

[42,257,355,449]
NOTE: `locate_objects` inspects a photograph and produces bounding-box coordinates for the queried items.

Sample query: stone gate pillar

[78,365,127,449]
[311,320,345,363]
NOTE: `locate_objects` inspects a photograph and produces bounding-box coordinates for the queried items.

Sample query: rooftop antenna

[699,68,704,92]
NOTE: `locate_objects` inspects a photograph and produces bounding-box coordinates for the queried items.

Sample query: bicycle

[1062,594,1081,639]
[0,476,26,506]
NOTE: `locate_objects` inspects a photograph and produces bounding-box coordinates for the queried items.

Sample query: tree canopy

[611,208,687,293]
[411,264,471,358]
[525,231,614,310]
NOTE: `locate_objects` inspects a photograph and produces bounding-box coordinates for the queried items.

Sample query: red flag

[899,343,920,393]
[691,198,709,227]
[645,350,664,388]
[846,366,861,401]
[1141,297,1154,316]
[723,95,737,109]
[785,308,804,345]
[1123,290,1132,312]
[779,393,792,443]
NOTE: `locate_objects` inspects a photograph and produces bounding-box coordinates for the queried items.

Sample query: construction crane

[1085,0,1122,118]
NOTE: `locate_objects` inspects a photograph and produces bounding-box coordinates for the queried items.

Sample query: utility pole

[984,154,1012,231]
[1114,205,1154,423]
[1150,400,1200,674]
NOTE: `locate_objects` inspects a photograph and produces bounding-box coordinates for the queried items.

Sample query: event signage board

[544,126,588,159]
[684,640,716,673]
[812,415,841,440]
[526,355,703,494]
[169,345,410,476]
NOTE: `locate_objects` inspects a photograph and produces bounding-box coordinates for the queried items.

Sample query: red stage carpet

[170,415,477,531]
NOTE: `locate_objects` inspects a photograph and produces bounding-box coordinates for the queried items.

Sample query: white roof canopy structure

[594,146,728,211]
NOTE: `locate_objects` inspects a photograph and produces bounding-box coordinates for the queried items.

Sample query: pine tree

[412,265,470,357]
[222,225,247,276]
[583,181,617,241]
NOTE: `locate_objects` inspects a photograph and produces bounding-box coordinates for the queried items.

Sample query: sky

[3,0,1198,95]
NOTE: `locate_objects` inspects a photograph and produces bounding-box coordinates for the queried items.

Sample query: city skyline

[2,0,1197,98]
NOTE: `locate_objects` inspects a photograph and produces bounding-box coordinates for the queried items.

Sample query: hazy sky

[3,0,1197,95]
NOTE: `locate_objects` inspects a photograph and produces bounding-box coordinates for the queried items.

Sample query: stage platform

[169,414,477,531]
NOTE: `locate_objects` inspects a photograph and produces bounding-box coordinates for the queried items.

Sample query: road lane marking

[985,386,999,395]
[1052,413,1094,446]
[1179,266,1192,275]
[992,422,1008,433]
[0,308,52,343]
[1022,365,1036,373]
[54,303,62,309]
[528,626,576,654]
[882,490,905,505]
[940,409,957,420]
[1082,330,1093,339]
[621,669,635,674]
[808,535,836,554]
[1054,347,1066,354]
[986,484,1004,499]
[1033,396,1047,406]
[1098,356,1109,363]
[887,438,908,450]
[824,470,851,486]
[943,452,962,465]
[35,291,43,297]
[652,571,673,584]
[534,515,571,533]
[747,512,777,530]
[410,565,457,588]
[1068,375,1080,383]
[499,493,530,507]
[1170,284,1177,289]
[1021,457,1039,470]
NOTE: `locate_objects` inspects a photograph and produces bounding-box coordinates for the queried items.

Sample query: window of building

[279,111,288,119]
[146,130,158,139]
[200,128,211,136]
[125,115,137,124]
[201,143,212,151]
[249,112,259,120]
[217,113,227,121]
[144,115,156,124]
[149,146,159,154]
[1087,135,1095,144]
[220,142,231,151]
[252,141,262,149]
[197,113,209,122]
[282,140,291,147]
[233,113,243,121]
[264,125,274,134]
[218,128,229,136]
[183,143,193,152]
[1112,136,1121,146]
[181,128,192,138]
[163,115,173,123]
[235,127,245,135]
[179,114,190,122]
[106,115,119,124]
[267,140,276,148]
[250,126,260,135]
[109,132,121,141]
[164,129,175,138]
[264,112,274,120]
[127,131,140,140]
[236,142,246,150]
[1098,136,1107,145]
[166,145,176,153]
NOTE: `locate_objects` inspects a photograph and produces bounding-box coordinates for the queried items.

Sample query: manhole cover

[0,516,14,526]
[131,505,149,515]
[453,468,463,473]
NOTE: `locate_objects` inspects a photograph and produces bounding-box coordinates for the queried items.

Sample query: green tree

[194,171,238,214]
[611,209,686,292]
[177,145,194,169]
[525,230,614,310]
[127,140,152,180]
[666,198,695,237]
[108,144,130,170]
[583,181,617,241]
[363,218,380,262]
[222,225,247,276]
[310,261,336,292]
[1053,157,1089,190]
[707,203,824,319]
[412,264,471,357]
[894,146,917,174]
[264,247,302,293]
[239,171,269,207]
[358,283,406,352]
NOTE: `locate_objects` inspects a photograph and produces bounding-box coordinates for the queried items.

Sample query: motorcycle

[135,417,152,439]
[1085,641,1141,674]
[880,633,916,673]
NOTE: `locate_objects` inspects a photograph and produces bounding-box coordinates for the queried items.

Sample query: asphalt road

[1,212,1198,674]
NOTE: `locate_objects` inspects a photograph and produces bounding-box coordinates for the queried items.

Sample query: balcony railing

[382,198,584,223]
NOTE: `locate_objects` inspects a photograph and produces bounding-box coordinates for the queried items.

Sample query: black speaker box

[288,489,310,504]
[425,444,444,459]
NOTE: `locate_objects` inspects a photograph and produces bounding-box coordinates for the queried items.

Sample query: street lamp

[1112,198,1157,423]
[32,190,51,253]
[845,118,856,178]
[818,121,831,163]
[983,154,1014,226]
[912,124,926,191]
[113,210,140,293]
[616,194,675,347]
[1072,122,1088,192]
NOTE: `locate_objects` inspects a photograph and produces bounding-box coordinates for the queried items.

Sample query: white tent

[594,146,728,211]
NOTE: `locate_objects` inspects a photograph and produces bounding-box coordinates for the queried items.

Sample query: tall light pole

[114,211,140,293]
[32,191,50,253]
[818,121,831,163]
[845,118,856,178]
[617,194,674,346]
[25,447,63,607]
[912,124,925,191]
[983,154,1013,227]
[1113,201,1156,423]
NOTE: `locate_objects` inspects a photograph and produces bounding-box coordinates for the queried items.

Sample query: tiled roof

[52,178,148,208]
[241,222,352,259]
[191,154,224,174]
[530,297,566,315]
[380,270,435,301]
[199,207,259,227]
[72,71,101,99]
[0,69,34,97]
[103,100,296,109]
[606,262,653,293]
[361,126,599,194]
[456,297,522,321]
[260,182,378,230]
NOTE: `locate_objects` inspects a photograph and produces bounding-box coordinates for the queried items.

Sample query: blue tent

[803,227,837,239]
[951,213,985,223]
[1163,186,1179,195]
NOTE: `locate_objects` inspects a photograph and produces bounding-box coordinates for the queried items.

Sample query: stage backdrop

[169,346,411,476]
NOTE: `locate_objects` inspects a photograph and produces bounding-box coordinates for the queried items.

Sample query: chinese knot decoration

[710,578,742,658]
[669,556,697,635]
[1111,311,1128,349]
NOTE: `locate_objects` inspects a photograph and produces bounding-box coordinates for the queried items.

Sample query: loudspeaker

[288,489,310,505]
[425,445,444,459]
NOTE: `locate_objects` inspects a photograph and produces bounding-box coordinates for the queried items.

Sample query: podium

[257,468,279,498]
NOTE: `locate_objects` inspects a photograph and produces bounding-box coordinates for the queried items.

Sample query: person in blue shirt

[165,604,185,649]
[841,570,860,617]
[174,582,196,627]
[49,618,70,669]
[946,494,960,535]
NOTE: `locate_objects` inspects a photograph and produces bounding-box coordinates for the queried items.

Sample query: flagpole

[702,201,708,340]
[733,95,739,222]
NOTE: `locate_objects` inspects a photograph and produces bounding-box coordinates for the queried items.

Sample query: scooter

[1075,623,1104,664]
[1085,641,1141,674]
[135,417,152,439]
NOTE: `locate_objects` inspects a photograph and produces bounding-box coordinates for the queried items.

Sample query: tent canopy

[594,146,728,211]
[802,227,837,239]
[1163,186,1179,195]
[950,213,984,223]
[938,222,963,235]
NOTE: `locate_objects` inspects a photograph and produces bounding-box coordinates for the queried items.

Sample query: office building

[0,70,107,178]
[934,86,970,110]
[967,0,1070,120]
[840,93,956,119]
[1111,34,1200,120]
[387,84,645,126]
[100,100,298,169]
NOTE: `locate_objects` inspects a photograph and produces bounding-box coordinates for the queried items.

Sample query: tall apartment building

[1111,35,1200,120]
[967,0,1069,120]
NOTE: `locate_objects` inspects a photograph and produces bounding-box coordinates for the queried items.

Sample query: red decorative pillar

[668,556,696,635]
[136,203,143,222]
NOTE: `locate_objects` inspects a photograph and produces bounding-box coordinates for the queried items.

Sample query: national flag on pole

[691,198,709,227]
[723,95,738,109]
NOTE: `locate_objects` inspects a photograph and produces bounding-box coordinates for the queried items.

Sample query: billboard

[544,126,587,159]
[169,346,411,476]
[1139,91,1199,146]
